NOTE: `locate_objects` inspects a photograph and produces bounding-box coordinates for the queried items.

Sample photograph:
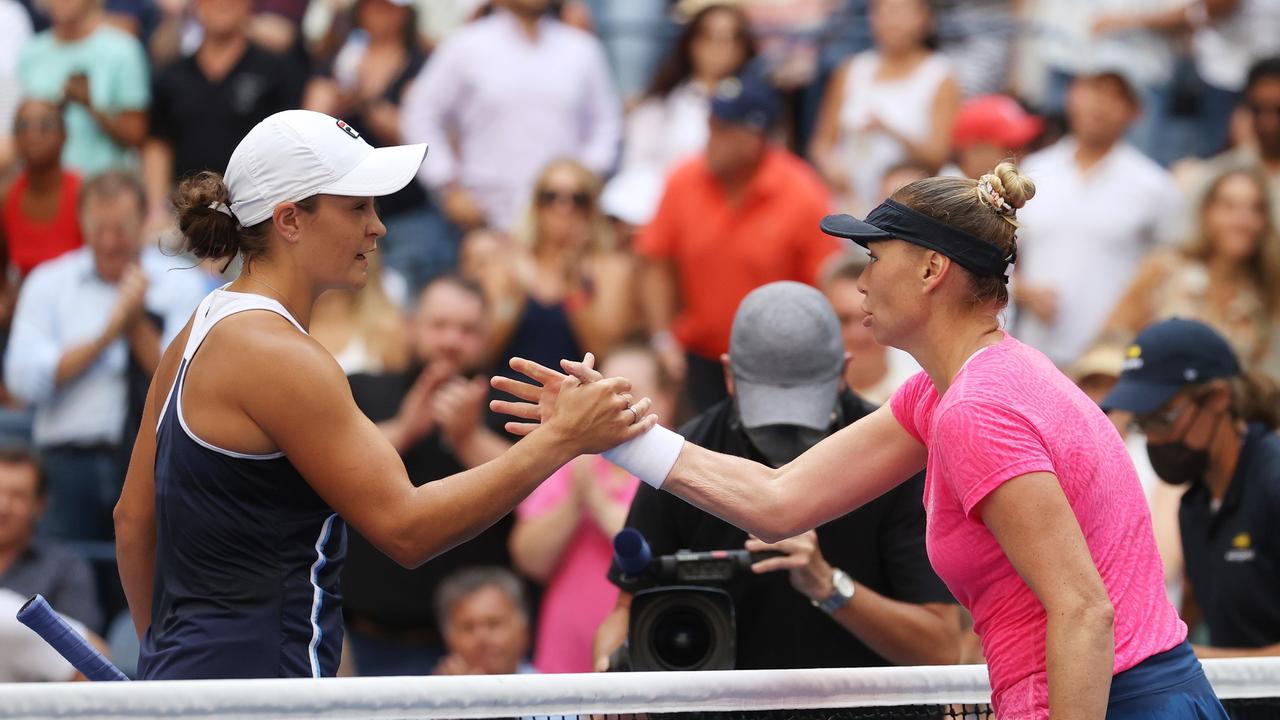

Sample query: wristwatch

[814,568,856,614]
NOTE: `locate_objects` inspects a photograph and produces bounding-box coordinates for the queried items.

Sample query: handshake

[488,352,658,455]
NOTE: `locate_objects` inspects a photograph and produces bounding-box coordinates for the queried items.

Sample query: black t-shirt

[608,392,954,669]
[150,44,304,182]
[1181,422,1280,648]
[344,52,429,220]
[340,370,514,634]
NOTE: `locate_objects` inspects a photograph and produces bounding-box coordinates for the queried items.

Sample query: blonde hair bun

[978,161,1036,213]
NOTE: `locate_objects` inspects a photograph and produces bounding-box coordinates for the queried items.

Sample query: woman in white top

[620,3,756,179]
[308,251,410,377]
[809,0,959,216]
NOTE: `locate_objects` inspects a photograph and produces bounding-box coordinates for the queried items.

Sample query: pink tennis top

[889,334,1185,719]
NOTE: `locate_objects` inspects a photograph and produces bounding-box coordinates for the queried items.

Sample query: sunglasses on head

[536,188,591,210]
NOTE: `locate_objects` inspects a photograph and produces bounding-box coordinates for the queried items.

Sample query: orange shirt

[637,147,840,358]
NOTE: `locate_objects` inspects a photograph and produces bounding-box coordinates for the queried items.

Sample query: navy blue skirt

[1107,641,1228,719]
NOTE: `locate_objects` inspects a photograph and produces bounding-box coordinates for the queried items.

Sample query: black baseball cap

[1100,318,1241,415]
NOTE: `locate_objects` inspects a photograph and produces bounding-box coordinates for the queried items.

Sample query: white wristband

[602,424,684,489]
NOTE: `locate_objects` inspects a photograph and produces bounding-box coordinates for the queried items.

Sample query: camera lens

[652,608,713,670]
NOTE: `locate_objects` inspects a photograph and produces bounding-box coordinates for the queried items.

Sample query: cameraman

[594,282,962,670]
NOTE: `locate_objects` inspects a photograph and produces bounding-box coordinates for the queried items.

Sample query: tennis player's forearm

[663,444,793,541]
[114,505,156,640]
[394,428,578,567]
[1046,604,1114,719]
[831,593,962,666]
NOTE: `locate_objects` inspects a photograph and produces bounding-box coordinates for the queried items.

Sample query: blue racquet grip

[16,594,129,681]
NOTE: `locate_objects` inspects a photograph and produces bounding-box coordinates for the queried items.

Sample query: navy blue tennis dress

[138,289,346,679]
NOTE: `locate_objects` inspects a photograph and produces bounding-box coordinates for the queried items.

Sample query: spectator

[0,446,100,630]
[1013,68,1182,368]
[144,0,304,234]
[620,3,756,181]
[17,0,149,176]
[1191,58,1280,217]
[341,276,514,677]
[0,0,34,169]
[2,99,83,278]
[948,94,1044,180]
[434,566,533,675]
[1099,166,1280,376]
[477,159,635,383]
[595,282,961,671]
[639,69,840,412]
[932,0,1018,98]
[878,160,931,201]
[808,0,960,215]
[310,254,411,377]
[305,0,448,294]
[820,250,920,405]
[401,0,622,232]
[1090,1,1280,161]
[509,345,675,673]
[1032,0,1177,165]
[1102,318,1280,659]
[3,171,206,542]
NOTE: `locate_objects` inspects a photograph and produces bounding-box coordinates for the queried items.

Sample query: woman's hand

[491,354,657,455]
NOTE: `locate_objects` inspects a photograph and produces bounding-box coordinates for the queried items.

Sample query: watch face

[833,570,855,597]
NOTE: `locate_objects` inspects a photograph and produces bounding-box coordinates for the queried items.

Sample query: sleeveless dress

[138,288,346,679]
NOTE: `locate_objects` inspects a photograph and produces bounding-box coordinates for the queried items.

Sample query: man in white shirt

[1013,69,1183,368]
[4,171,207,542]
[400,0,621,233]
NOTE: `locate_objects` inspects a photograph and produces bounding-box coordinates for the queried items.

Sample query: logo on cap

[336,120,361,140]
[1122,344,1143,371]
[716,78,742,100]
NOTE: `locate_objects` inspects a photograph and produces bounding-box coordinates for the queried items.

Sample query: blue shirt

[17,25,149,175]
[4,248,208,448]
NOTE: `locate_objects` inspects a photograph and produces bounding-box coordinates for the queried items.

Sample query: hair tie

[208,201,235,219]
[977,179,1015,216]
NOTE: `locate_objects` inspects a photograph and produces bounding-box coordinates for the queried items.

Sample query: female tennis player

[112,110,653,680]
[496,162,1227,719]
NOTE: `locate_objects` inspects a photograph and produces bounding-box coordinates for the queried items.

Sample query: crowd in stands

[1,0,1279,680]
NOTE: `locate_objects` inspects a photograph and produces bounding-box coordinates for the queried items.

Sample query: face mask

[1145,441,1211,486]
[1144,403,1220,486]
[743,424,830,468]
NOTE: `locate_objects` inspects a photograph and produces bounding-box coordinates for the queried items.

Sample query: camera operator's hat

[1101,318,1241,415]
[729,282,844,431]
[224,110,427,227]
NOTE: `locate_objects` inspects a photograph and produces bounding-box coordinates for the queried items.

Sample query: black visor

[820,199,1015,282]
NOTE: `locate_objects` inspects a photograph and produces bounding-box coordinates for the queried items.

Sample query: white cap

[224,110,428,227]
[600,169,664,226]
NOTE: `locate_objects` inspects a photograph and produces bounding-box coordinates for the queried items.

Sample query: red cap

[951,94,1043,150]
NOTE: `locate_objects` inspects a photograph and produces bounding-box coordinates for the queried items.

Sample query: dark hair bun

[174,171,241,262]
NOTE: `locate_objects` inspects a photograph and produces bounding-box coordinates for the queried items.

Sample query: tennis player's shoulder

[208,310,346,389]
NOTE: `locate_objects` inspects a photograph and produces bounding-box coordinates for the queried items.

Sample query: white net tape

[0,658,1277,720]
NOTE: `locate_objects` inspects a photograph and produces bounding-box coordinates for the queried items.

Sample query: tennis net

[1,659,1277,719]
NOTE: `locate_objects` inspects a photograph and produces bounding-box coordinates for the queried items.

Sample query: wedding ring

[626,405,640,422]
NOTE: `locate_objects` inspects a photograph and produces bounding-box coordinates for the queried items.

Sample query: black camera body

[613,532,779,672]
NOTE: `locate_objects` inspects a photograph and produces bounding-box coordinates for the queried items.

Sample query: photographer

[594,282,961,671]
